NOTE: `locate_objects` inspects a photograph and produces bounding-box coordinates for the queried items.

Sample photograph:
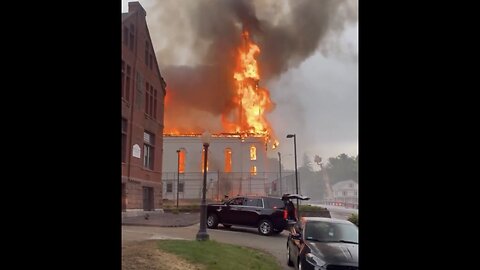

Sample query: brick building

[122,2,166,211]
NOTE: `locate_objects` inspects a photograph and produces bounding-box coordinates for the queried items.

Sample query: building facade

[330,180,358,208]
[122,2,166,211]
[161,135,273,201]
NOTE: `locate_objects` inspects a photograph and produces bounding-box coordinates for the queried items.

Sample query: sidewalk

[122,211,200,227]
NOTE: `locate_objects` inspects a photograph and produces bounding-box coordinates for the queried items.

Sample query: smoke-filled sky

[122,0,358,169]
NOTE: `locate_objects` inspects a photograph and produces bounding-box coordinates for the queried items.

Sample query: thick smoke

[146,0,357,133]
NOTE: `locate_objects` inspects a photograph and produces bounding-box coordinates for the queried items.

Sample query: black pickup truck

[206,194,310,236]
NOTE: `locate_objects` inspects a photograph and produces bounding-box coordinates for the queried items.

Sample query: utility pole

[278,152,282,196]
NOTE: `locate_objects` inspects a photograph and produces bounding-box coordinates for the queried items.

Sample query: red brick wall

[122,2,165,210]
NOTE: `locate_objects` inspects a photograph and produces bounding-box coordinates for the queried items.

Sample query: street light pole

[277,152,282,196]
[176,149,180,208]
[286,134,299,210]
[197,131,211,241]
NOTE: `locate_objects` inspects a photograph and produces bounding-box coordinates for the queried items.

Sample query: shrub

[348,213,358,227]
[299,205,328,212]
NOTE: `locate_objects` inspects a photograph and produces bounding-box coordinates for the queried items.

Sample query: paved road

[309,204,358,220]
[122,205,357,269]
[123,224,292,270]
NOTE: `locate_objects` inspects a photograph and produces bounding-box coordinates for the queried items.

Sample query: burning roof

[165,30,279,149]
[158,0,357,151]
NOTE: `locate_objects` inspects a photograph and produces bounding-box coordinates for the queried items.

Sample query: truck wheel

[207,213,219,229]
[258,219,273,236]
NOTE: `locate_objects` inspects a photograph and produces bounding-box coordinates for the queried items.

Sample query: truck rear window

[263,198,285,209]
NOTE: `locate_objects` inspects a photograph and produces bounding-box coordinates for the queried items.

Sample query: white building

[331,179,358,208]
[162,134,273,201]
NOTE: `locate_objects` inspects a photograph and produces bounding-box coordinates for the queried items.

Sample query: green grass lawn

[157,240,281,270]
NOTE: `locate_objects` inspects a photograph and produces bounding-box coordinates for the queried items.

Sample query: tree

[313,154,333,199]
[314,155,322,165]
[325,153,358,185]
[295,153,358,202]
[302,154,313,171]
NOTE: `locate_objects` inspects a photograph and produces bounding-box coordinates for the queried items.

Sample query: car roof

[301,217,354,225]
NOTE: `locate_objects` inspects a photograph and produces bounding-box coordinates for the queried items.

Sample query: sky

[122,0,358,170]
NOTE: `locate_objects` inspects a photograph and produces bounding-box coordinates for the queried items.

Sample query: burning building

[122,2,167,212]
[152,0,357,203]
[162,29,279,201]
[162,134,271,200]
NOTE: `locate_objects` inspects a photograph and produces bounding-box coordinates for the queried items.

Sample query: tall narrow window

[250,165,257,176]
[121,61,125,99]
[201,148,209,173]
[179,149,186,173]
[123,26,128,45]
[145,82,150,115]
[125,65,131,102]
[145,41,149,67]
[122,118,127,163]
[149,85,154,117]
[250,146,256,160]
[224,148,232,172]
[143,131,155,170]
[129,24,135,51]
[153,88,157,119]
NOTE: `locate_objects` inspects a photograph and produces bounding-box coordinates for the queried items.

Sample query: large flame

[164,31,279,149]
[222,31,278,147]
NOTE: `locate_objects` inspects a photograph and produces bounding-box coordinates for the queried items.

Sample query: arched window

[250,146,256,160]
[178,148,186,173]
[129,24,135,50]
[250,165,257,176]
[225,148,232,172]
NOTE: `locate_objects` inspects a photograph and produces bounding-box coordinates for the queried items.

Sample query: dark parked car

[287,217,358,270]
[206,194,309,236]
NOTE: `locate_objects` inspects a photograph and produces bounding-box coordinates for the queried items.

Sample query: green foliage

[302,153,314,171]
[348,213,358,227]
[325,153,358,185]
[299,205,328,212]
[296,153,358,201]
[157,240,281,270]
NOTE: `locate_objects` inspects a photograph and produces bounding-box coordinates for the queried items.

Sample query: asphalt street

[123,224,292,270]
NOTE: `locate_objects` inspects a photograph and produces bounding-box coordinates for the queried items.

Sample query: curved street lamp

[196,131,211,241]
[277,152,282,196]
[176,149,180,208]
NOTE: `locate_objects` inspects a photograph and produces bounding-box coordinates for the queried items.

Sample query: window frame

[143,131,155,170]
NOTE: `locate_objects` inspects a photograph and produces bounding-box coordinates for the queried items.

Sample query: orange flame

[222,31,277,145]
[164,31,278,149]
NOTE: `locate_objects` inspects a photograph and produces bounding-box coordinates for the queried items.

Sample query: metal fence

[162,171,296,202]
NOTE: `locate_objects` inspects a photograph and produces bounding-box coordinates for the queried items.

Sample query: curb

[122,222,200,228]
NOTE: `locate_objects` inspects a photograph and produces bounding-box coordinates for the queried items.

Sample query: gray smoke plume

[146,0,358,133]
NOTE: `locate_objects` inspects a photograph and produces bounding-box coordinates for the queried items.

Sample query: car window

[304,221,358,243]
[229,197,245,205]
[263,198,285,209]
[244,198,262,207]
